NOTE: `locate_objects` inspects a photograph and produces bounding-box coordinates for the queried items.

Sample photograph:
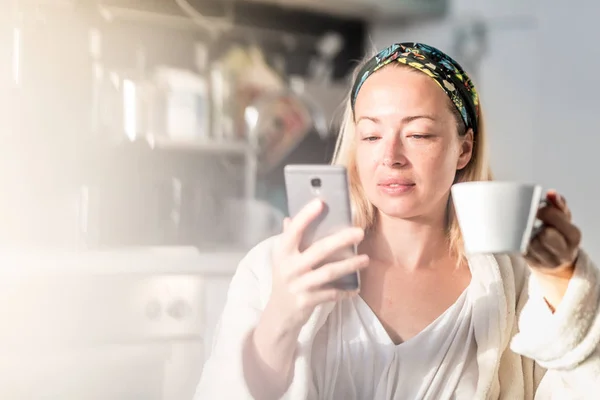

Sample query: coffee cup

[451,181,545,255]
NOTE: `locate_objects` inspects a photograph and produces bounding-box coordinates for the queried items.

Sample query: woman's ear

[456,129,474,170]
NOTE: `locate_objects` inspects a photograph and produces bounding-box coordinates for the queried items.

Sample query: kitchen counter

[0,246,247,276]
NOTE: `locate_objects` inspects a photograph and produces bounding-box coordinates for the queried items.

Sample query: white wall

[370,0,600,261]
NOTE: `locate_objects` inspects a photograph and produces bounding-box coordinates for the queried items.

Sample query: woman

[195,43,600,399]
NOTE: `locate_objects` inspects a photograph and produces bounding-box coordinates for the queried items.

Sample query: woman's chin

[375,201,421,220]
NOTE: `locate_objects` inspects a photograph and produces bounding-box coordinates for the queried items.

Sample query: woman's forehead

[354,67,451,121]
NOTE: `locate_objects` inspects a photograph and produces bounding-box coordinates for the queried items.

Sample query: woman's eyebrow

[356,115,438,124]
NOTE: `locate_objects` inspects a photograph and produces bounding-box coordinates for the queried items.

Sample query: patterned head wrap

[350,42,480,134]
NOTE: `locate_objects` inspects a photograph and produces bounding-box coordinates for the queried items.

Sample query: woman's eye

[362,136,380,142]
[409,134,433,139]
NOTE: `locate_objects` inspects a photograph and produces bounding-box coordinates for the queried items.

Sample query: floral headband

[350,42,480,134]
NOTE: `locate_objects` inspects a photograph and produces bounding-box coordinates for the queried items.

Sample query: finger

[296,227,365,273]
[526,237,561,267]
[537,227,572,265]
[524,236,543,266]
[286,227,364,278]
[283,217,291,232]
[546,190,571,219]
[282,199,324,251]
[537,206,581,246]
[293,254,369,292]
[559,194,572,220]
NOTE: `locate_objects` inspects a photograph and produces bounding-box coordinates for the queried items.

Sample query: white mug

[450,181,545,255]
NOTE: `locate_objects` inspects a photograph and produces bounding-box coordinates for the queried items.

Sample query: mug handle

[530,197,549,239]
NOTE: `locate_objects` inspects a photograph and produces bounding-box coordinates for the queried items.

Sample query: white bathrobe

[195,236,600,399]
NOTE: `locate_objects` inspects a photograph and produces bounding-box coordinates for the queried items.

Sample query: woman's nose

[380,137,407,167]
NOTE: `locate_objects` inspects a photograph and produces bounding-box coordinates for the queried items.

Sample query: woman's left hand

[525,190,582,276]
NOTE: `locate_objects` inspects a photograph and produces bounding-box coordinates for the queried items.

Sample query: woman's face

[353,66,473,222]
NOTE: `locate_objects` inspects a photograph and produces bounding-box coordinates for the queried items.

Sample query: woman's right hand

[246,199,368,399]
[267,198,370,333]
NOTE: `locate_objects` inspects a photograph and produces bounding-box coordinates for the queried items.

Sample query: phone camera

[310,178,322,188]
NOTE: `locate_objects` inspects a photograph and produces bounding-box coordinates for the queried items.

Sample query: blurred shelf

[146,136,255,155]
[98,4,225,33]
[97,3,320,46]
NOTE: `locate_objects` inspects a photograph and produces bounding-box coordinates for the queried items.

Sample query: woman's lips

[377,182,415,195]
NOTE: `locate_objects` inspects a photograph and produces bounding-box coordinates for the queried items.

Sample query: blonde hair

[332,57,493,264]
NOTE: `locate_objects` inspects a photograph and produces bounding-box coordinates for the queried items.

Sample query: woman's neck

[361,211,452,271]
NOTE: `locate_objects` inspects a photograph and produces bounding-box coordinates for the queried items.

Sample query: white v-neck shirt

[196,237,600,400]
[310,288,479,400]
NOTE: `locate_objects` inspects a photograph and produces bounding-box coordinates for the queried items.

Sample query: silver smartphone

[284,164,360,291]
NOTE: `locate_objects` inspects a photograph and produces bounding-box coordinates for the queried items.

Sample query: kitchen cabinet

[0,246,243,400]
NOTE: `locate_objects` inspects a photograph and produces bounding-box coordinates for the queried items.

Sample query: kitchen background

[0,0,598,399]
